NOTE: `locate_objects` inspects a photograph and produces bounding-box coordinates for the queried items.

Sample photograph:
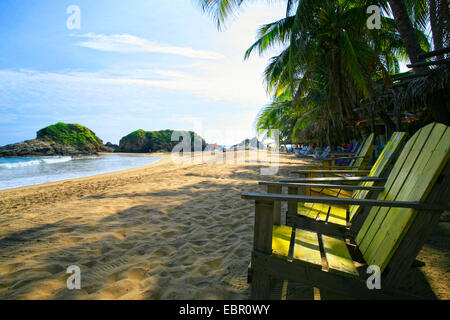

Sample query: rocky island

[117,129,207,153]
[0,122,111,157]
[0,125,208,157]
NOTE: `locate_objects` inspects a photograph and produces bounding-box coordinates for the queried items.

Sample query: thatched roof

[295,124,321,143]
[360,64,449,115]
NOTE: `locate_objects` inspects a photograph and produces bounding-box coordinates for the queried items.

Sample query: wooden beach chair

[312,146,331,159]
[309,133,375,170]
[260,132,408,237]
[333,143,361,166]
[313,143,360,161]
[296,145,313,158]
[290,132,401,196]
[243,123,449,299]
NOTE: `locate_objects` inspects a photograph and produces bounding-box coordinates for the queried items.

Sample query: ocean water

[0,154,162,191]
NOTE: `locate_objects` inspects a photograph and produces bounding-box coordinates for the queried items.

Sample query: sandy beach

[0,151,448,300]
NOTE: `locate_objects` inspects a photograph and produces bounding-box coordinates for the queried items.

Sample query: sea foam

[0,157,72,169]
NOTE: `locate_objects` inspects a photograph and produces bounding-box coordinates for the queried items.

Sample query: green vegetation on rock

[0,122,107,157]
[118,129,206,153]
[37,122,103,151]
[124,129,148,142]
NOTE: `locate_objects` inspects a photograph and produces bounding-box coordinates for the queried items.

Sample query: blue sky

[0,0,286,146]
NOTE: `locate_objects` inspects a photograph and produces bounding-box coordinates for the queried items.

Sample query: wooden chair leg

[251,268,272,299]
[267,185,282,225]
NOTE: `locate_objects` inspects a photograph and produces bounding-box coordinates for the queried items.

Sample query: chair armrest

[259,181,384,191]
[323,156,365,161]
[242,193,450,211]
[299,165,372,170]
[327,152,357,156]
[292,170,371,174]
[280,177,386,183]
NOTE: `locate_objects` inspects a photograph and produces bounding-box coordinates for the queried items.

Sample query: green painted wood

[326,206,348,226]
[368,127,449,270]
[272,225,293,259]
[310,186,353,198]
[298,203,322,220]
[322,235,359,278]
[348,132,407,220]
[296,132,406,226]
[294,170,371,174]
[280,177,386,183]
[356,124,433,251]
[321,133,374,169]
[356,123,450,271]
[299,203,346,224]
[292,228,322,268]
[242,192,448,210]
[353,133,375,169]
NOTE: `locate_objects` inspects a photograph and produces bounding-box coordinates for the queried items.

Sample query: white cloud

[0,2,287,146]
[0,61,269,107]
[76,33,225,60]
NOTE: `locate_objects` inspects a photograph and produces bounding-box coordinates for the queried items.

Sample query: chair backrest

[314,146,331,159]
[335,143,362,165]
[355,123,449,272]
[352,133,375,168]
[322,146,331,157]
[348,132,408,221]
[350,142,361,153]
[302,146,312,155]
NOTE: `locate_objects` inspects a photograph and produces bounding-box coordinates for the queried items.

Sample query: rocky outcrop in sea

[118,129,207,153]
[0,122,109,157]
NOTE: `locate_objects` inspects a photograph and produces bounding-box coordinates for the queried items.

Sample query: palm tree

[248,1,408,143]
[385,0,426,66]
[197,0,444,136]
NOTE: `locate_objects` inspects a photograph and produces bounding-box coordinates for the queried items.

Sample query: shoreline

[0,153,169,194]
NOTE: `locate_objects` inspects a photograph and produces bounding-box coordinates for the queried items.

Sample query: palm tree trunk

[428,0,443,54]
[387,0,425,65]
[438,0,449,47]
[389,0,449,125]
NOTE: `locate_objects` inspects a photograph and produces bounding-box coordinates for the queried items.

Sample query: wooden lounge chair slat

[348,132,407,220]
[272,225,292,259]
[326,206,348,226]
[357,123,449,271]
[351,133,375,169]
[280,177,387,183]
[292,229,322,268]
[321,235,359,278]
[319,133,374,169]
[327,152,358,156]
[354,130,422,244]
[246,123,449,299]
[299,165,373,170]
[302,203,329,222]
[283,131,406,230]
[328,156,365,160]
[310,186,353,198]
[293,170,371,174]
[298,204,321,220]
[242,192,449,210]
[260,181,384,191]
[299,202,347,225]
[357,124,434,253]
[369,126,449,270]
